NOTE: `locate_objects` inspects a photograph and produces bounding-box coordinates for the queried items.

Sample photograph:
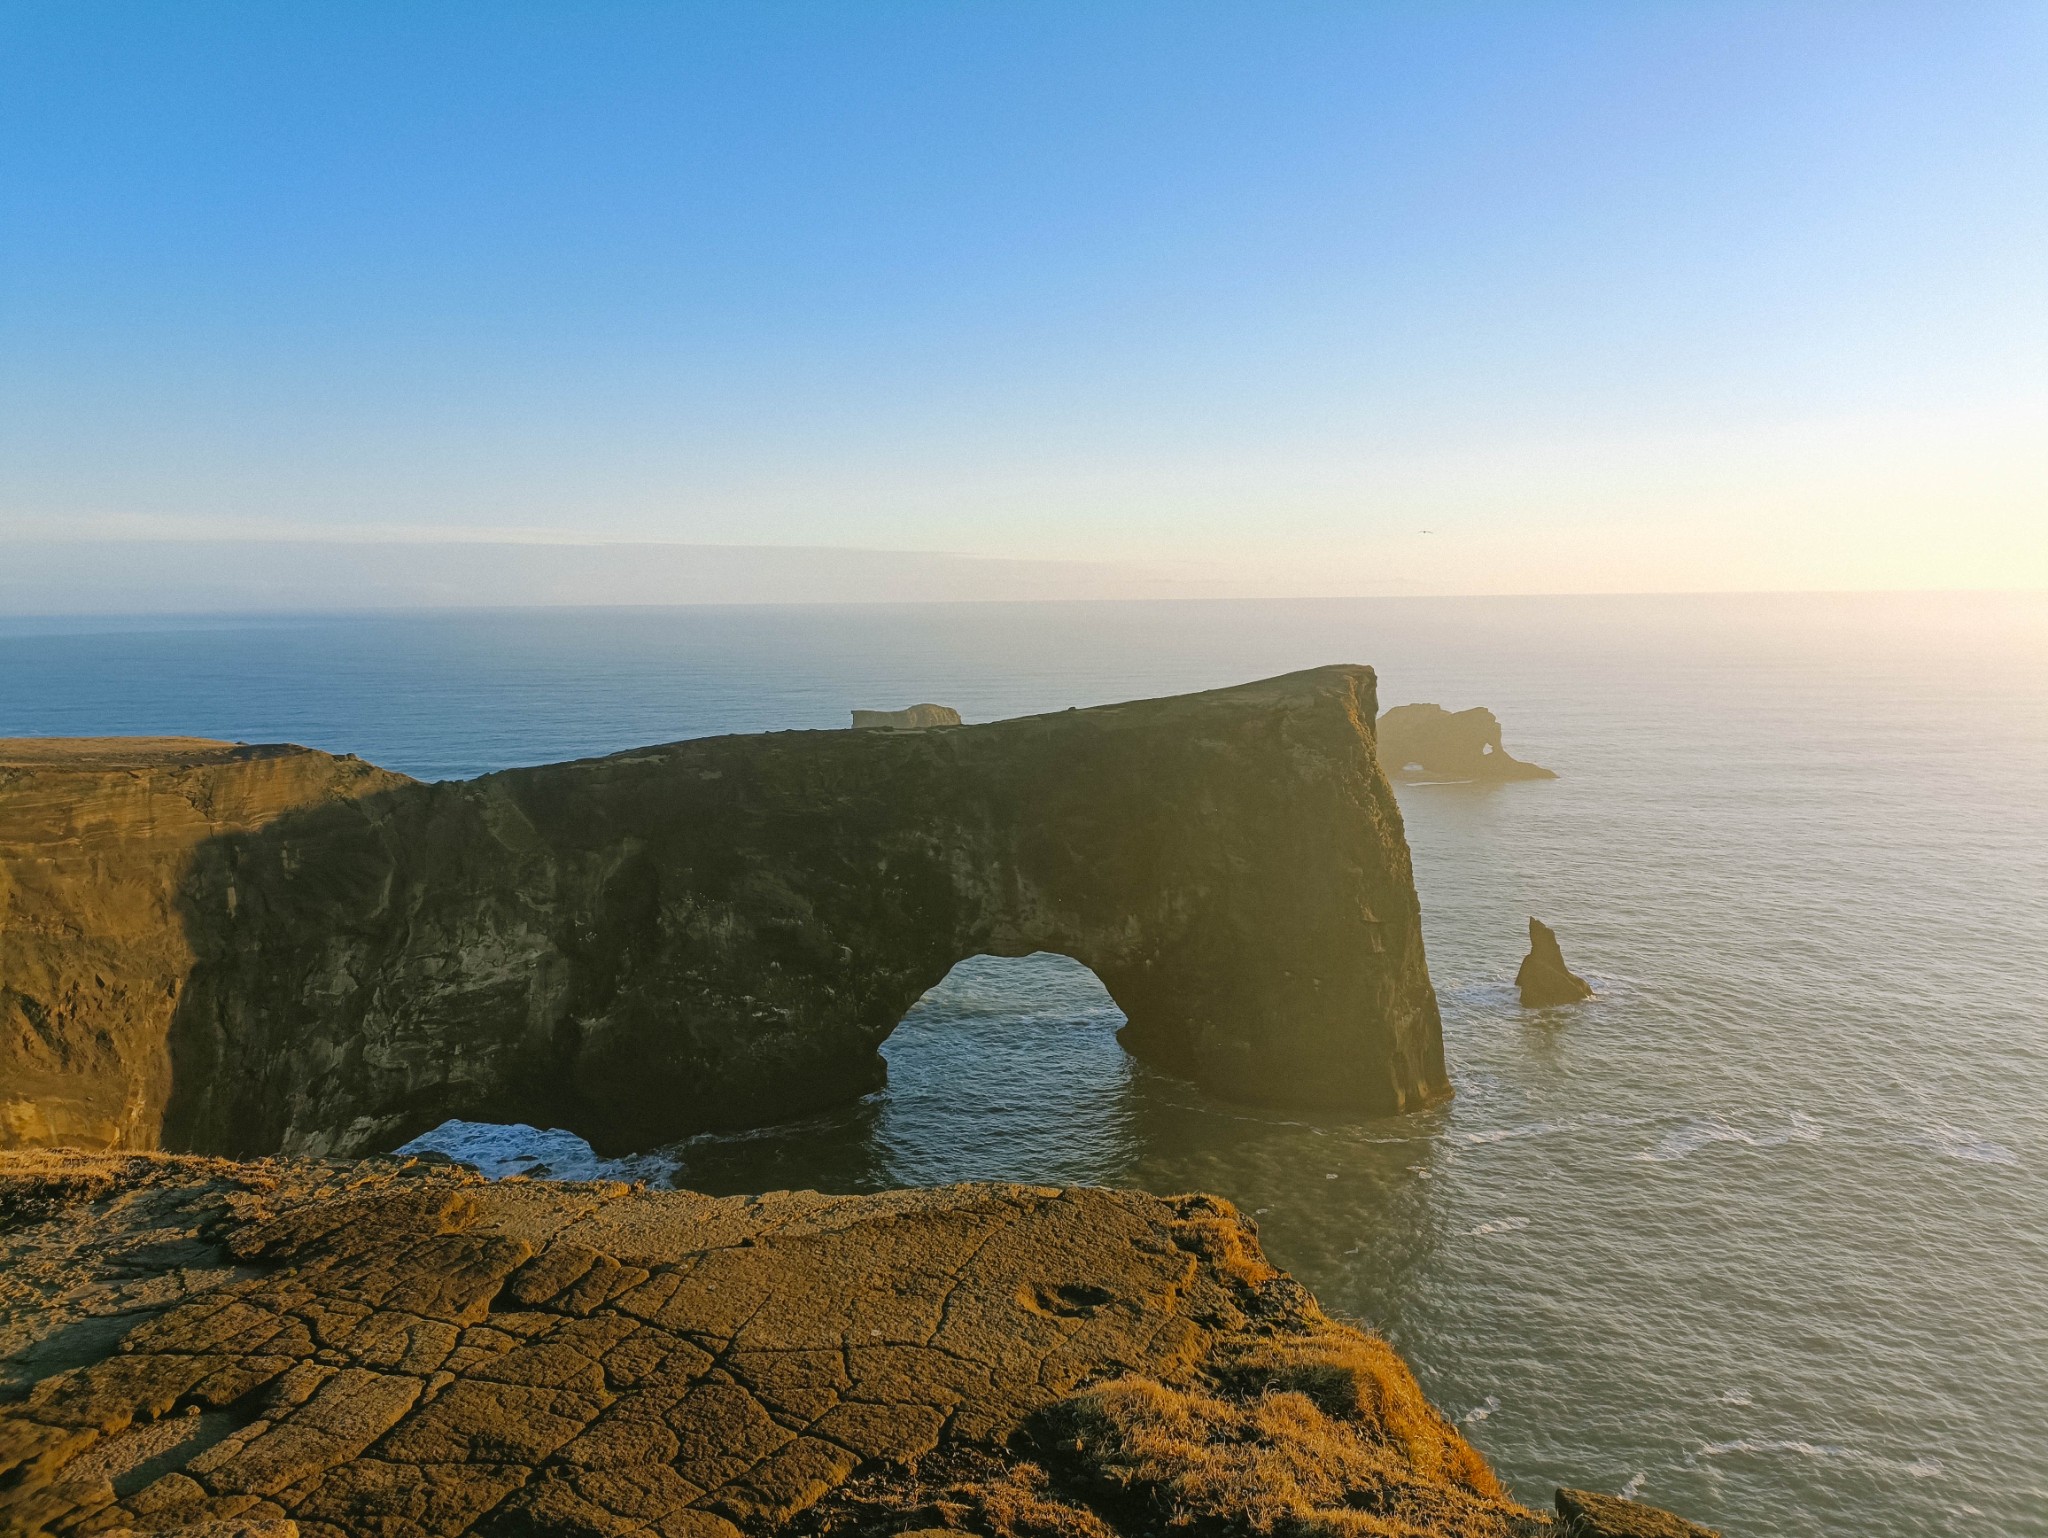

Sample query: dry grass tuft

[1216,1333,1504,1500]
[964,1460,1125,1538]
[1168,1202,1278,1289]
[1047,1324,1529,1538]
[800,1453,1121,1538]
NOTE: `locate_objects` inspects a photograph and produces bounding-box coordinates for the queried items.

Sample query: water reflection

[666,952,1138,1194]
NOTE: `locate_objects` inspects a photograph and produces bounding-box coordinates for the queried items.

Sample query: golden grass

[1168,1212,1280,1288]
[1216,1333,1505,1500]
[1048,1326,1531,1538]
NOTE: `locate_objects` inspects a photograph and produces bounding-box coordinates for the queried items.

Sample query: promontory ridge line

[2,666,1444,1158]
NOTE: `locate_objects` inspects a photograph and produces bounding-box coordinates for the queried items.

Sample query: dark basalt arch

[2,666,1448,1157]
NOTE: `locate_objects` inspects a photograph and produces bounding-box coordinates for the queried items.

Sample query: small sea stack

[1517,917,1595,1006]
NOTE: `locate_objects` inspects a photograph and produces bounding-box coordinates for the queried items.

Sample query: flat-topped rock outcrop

[1,666,1447,1159]
[850,705,961,731]
[1376,705,1554,784]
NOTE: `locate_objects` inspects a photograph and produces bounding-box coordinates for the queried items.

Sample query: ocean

[3,593,2044,1536]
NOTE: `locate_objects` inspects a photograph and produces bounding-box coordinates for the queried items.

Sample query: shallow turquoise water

[4,594,2044,1535]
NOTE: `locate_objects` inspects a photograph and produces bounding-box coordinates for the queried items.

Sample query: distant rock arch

[1376,703,1554,783]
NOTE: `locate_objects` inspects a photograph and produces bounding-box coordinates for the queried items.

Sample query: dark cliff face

[167,665,1445,1157]
[4,667,1446,1158]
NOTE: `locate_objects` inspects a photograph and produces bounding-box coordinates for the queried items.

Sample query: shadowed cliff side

[0,741,411,1149]
[157,666,1443,1158]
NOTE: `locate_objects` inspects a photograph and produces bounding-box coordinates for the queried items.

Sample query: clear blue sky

[3,2,2043,597]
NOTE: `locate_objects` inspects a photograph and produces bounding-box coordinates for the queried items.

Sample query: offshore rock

[1555,1486,1721,1536]
[0,1150,1540,1538]
[1516,919,1594,1007]
[1377,704,1555,783]
[0,741,410,1151]
[0,666,1446,1158]
[849,705,961,731]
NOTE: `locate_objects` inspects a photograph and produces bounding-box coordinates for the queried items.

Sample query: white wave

[1454,1122,1563,1146]
[396,1118,680,1185]
[1636,1111,1823,1163]
[1698,1438,1945,1479]
[1452,1111,1655,1148]
[1619,1472,1648,1499]
[1911,1122,2019,1166]
[1699,1436,1844,1460]
[1462,1395,1500,1425]
[1466,1216,1531,1237]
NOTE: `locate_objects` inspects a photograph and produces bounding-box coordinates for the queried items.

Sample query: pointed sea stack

[1517,917,1594,1006]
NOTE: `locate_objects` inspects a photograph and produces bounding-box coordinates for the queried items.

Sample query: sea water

[3,593,2044,1536]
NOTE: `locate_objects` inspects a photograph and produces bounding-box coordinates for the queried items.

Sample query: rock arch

[4,667,1449,1156]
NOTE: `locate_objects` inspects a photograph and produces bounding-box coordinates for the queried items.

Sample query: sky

[3,1,2045,605]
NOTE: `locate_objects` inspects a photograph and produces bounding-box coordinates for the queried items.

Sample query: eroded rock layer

[3,666,1447,1158]
[0,1151,1541,1538]
[0,742,411,1151]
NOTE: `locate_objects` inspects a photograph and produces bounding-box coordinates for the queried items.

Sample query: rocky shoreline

[1,1151,1713,1538]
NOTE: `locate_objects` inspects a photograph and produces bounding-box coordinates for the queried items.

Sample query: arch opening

[394,954,1138,1190]
[875,952,1136,1185]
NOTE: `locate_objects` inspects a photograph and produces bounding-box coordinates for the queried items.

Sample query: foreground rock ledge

[2,665,1446,1158]
[0,1153,1708,1538]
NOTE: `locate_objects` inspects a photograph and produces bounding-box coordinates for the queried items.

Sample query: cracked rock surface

[2,1151,1548,1538]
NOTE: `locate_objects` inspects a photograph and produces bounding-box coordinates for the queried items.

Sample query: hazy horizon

[5,4,2045,603]
[4,539,2047,617]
